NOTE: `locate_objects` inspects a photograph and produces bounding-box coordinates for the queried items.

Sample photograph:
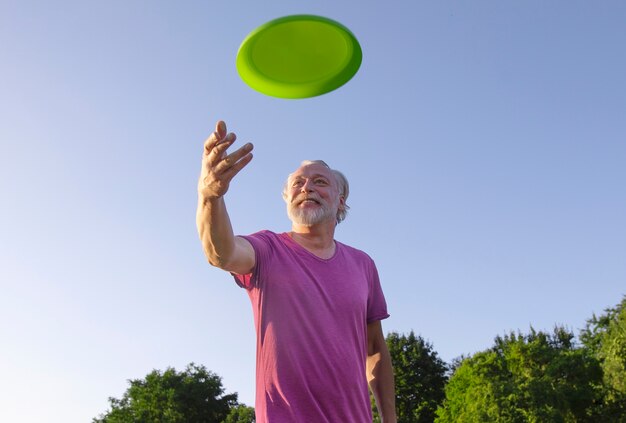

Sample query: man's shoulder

[241,229,282,240]
[337,240,375,263]
[239,229,288,250]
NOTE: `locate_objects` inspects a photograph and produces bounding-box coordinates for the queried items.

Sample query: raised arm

[196,120,255,275]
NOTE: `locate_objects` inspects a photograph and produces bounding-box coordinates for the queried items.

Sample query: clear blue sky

[1,1,625,421]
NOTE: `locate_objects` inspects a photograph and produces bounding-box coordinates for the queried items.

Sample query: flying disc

[236,15,362,99]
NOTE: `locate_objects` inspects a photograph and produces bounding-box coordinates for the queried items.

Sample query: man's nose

[301,179,314,192]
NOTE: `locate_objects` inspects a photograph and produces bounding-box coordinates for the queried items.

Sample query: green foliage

[601,303,626,394]
[223,404,256,423]
[580,297,625,354]
[373,331,447,423]
[435,327,603,423]
[581,296,626,394]
[93,363,240,423]
[92,297,626,422]
[580,296,626,421]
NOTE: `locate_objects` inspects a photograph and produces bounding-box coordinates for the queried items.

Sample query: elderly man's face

[285,163,342,226]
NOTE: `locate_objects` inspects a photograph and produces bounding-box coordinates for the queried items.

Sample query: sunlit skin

[284,163,345,260]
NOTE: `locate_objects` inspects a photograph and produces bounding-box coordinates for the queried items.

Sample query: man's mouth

[297,197,321,206]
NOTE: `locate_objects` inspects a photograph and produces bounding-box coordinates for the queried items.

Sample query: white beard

[288,201,336,226]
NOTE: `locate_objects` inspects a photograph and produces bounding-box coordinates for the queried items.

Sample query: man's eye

[315,179,328,185]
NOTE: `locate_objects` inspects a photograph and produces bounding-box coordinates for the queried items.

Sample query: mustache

[292,195,322,205]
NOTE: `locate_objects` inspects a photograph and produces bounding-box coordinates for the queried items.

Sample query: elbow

[199,237,235,270]
[202,245,232,270]
[206,255,222,268]
[205,253,231,270]
[205,249,246,274]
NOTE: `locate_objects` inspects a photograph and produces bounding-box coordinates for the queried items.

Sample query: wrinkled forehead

[288,163,336,184]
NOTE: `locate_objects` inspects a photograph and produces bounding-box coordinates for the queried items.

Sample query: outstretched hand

[198,120,254,199]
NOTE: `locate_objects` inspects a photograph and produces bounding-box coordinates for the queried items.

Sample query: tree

[580,296,626,421]
[224,404,256,423]
[372,331,448,423]
[600,301,626,396]
[435,327,603,422]
[93,363,240,423]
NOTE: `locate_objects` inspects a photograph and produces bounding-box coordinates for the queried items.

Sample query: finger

[204,131,223,154]
[204,129,236,156]
[215,143,254,173]
[221,152,254,181]
[207,133,237,165]
[216,120,227,139]
[214,143,252,173]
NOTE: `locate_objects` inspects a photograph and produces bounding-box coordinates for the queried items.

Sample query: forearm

[367,348,397,423]
[196,120,254,273]
[196,194,237,268]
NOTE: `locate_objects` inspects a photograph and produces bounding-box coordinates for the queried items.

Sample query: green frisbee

[236,15,362,99]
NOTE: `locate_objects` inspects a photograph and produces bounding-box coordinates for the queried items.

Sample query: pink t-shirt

[233,231,389,423]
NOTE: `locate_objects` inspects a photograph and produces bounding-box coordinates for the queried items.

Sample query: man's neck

[289,221,336,259]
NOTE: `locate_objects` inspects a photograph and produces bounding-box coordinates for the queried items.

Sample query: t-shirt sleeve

[366,259,390,323]
[232,230,274,290]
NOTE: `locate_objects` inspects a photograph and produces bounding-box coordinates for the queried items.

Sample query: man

[197,120,396,422]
